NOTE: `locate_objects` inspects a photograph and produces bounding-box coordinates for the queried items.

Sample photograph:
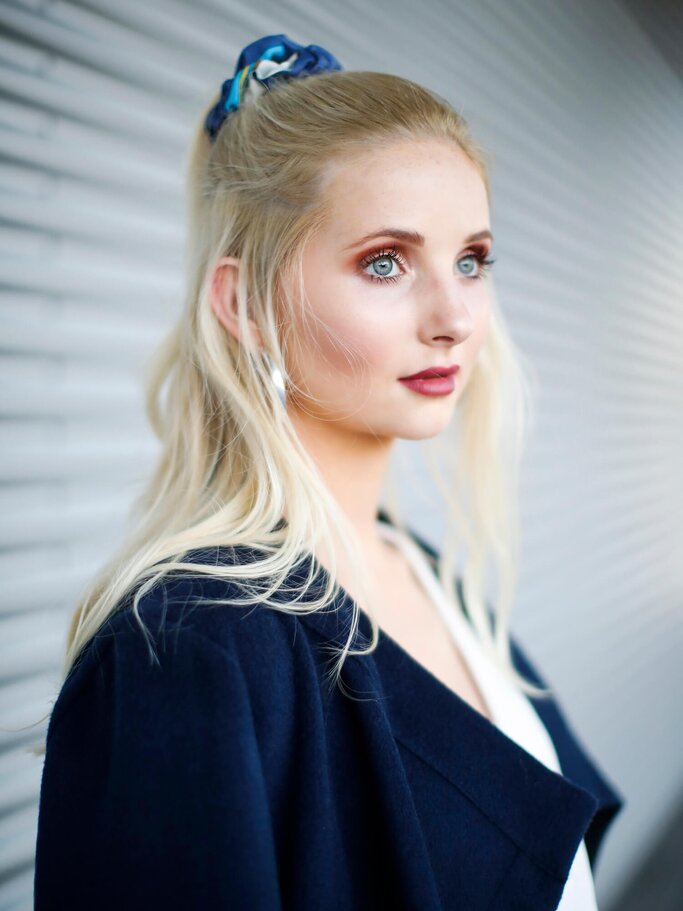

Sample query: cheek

[295,272,399,379]
[458,299,491,387]
[467,293,491,351]
[474,306,491,352]
[322,308,397,374]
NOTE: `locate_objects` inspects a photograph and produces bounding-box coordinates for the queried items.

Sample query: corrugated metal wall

[1,1,681,908]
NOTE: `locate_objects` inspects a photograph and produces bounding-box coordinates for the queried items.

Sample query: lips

[399,365,460,380]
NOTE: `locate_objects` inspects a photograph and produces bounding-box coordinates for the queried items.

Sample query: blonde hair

[31,67,547,756]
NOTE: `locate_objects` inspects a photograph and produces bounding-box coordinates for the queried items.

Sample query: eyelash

[358,246,497,285]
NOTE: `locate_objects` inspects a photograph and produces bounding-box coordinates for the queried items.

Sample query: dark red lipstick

[398,364,460,397]
[400,365,460,380]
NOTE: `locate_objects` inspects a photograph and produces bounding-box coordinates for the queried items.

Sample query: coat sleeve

[33,615,283,910]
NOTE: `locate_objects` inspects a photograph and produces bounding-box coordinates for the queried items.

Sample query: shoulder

[36,550,298,908]
[49,547,324,751]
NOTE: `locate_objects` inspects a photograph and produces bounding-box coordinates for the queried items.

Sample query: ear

[209,255,264,350]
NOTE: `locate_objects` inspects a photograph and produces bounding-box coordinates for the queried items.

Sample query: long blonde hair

[32,66,546,755]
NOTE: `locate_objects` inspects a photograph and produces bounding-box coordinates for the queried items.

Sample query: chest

[369,555,493,724]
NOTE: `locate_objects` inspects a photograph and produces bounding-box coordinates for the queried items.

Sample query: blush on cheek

[306,315,389,381]
[297,252,404,387]
[285,317,360,399]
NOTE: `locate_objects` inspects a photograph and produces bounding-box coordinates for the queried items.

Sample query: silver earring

[262,352,286,408]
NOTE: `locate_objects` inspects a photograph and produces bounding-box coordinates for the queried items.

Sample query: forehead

[319,139,489,234]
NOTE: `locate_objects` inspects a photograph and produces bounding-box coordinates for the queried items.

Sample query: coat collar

[188,509,623,879]
[379,511,624,869]
[285,508,623,878]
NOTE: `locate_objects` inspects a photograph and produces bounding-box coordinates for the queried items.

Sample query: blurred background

[0,1,682,908]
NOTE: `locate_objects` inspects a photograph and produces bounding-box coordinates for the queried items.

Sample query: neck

[287,404,395,559]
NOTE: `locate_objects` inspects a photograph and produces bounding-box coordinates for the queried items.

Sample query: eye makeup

[357,245,496,285]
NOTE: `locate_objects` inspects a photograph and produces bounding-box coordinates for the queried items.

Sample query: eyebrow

[342,227,493,251]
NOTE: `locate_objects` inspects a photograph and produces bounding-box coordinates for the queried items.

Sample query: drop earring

[262,351,286,408]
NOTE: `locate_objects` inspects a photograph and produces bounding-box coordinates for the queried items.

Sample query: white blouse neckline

[376,519,600,911]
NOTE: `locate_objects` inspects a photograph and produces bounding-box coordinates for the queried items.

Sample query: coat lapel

[394,516,624,871]
[290,508,623,884]
[294,563,598,889]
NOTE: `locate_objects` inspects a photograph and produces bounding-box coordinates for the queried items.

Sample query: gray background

[0,0,682,908]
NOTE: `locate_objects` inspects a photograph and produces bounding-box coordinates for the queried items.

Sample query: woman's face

[286,138,494,441]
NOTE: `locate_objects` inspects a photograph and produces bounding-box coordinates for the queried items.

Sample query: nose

[421,276,476,345]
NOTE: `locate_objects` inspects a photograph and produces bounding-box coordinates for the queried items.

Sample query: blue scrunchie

[204,33,344,142]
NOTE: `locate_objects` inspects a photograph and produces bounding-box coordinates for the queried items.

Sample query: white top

[377,520,599,911]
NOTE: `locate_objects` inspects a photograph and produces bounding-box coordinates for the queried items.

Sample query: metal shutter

[1,2,681,908]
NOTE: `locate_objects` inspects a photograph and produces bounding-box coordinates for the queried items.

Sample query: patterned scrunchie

[204,33,344,142]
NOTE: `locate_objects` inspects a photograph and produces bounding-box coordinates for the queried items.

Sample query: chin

[394,414,455,441]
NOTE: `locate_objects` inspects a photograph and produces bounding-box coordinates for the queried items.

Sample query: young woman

[33,33,624,911]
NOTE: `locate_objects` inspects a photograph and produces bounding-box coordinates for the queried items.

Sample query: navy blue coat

[34,514,624,909]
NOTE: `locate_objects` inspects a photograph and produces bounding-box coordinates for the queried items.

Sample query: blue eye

[358,246,496,285]
[457,252,497,280]
[359,247,406,284]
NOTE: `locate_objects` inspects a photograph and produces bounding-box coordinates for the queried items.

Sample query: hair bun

[204,33,343,142]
